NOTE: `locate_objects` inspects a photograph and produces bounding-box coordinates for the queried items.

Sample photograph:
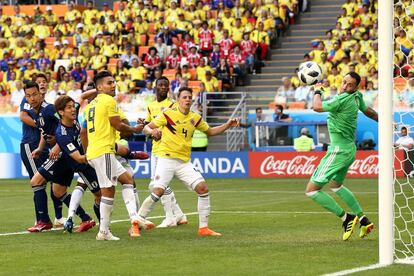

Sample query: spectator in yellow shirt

[196,58,214,82]
[101,36,118,59]
[23,61,39,82]
[327,66,343,90]
[99,2,114,24]
[65,3,81,23]
[59,72,74,94]
[82,0,99,25]
[44,6,57,26]
[203,71,219,92]
[250,22,270,60]
[310,41,327,64]
[129,58,147,86]
[33,17,50,40]
[87,46,107,72]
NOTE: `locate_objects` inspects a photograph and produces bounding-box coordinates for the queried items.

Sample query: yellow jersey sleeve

[107,96,120,118]
[195,117,210,132]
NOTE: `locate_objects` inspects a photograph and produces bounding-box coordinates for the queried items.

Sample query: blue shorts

[20,143,48,179]
[77,165,100,194]
[38,158,74,187]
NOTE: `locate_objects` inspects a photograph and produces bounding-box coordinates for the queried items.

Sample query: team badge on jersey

[190,119,195,126]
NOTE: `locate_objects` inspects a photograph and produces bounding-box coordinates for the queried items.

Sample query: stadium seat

[138,46,150,59]
[51,71,58,80]
[148,34,156,46]
[87,70,95,79]
[0,71,3,82]
[163,69,177,81]
[268,102,286,110]
[148,23,155,34]
[188,69,197,80]
[140,34,147,46]
[288,102,306,110]
[108,58,120,65]
[66,37,74,47]
[188,80,202,94]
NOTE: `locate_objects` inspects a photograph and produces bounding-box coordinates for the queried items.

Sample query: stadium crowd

[274,0,414,110]
[0,0,301,113]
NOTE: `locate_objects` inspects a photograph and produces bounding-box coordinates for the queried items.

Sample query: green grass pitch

[0,178,412,275]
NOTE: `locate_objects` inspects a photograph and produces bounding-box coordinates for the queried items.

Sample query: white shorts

[88,153,127,188]
[152,157,205,191]
[148,154,159,190]
[116,155,134,176]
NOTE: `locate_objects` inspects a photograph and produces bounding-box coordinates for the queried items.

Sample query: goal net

[393,0,414,263]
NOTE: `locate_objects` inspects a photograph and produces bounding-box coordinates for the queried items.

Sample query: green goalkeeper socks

[307,191,345,218]
[332,186,363,217]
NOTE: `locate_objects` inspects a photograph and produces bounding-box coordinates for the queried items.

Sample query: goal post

[378,0,394,266]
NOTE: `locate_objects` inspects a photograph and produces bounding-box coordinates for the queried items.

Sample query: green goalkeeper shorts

[311,143,356,186]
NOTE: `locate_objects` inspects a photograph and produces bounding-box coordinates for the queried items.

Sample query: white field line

[322,263,389,276]
[0,210,381,237]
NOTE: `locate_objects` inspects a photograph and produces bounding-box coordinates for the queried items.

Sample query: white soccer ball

[298,61,323,85]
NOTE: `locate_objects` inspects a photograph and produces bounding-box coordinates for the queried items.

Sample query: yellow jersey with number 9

[152,107,210,162]
[85,93,120,160]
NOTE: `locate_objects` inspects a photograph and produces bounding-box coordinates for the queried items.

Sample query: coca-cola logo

[348,155,378,175]
[260,155,318,175]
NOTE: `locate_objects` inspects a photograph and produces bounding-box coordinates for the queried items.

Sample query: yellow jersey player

[139,87,240,236]
[145,77,187,228]
[85,71,148,240]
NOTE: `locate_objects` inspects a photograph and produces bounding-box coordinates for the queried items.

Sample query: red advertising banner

[249,151,405,178]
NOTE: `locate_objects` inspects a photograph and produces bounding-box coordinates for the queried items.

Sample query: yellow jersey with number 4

[152,107,210,162]
[85,93,120,160]
[145,98,176,156]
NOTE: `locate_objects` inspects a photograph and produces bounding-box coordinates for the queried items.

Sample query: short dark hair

[24,80,39,92]
[55,95,75,115]
[94,70,113,87]
[34,73,47,82]
[347,72,361,86]
[156,76,170,86]
[401,126,407,132]
[177,87,193,98]
[255,107,262,112]
[275,104,283,112]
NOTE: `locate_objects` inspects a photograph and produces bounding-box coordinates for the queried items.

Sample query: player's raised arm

[312,89,324,112]
[363,107,378,122]
[206,118,240,136]
[20,110,37,127]
[109,115,143,134]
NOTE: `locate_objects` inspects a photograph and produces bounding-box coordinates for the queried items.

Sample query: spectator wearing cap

[294,128,315,152]
[33,17,50,40]
[79,38,94,59]
[116,72,132,94]
[187,45,202,68]
[50,41,62,61]
[87,46,106,72]
[65,2,81,23]
[44,6,57,26]
[144,47,161,80]
[120,45,139,68]
[74,23,89,47]
[82,0,99,25]
[157,25,173,46]
[99,2,114,24]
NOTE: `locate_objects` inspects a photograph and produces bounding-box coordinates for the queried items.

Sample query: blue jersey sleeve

[56,128,78,156]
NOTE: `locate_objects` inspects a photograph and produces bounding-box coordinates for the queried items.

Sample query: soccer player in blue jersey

[21,73,65,231]
[26,81,95,232]
[54,95,102,233]
[306,72,378,241]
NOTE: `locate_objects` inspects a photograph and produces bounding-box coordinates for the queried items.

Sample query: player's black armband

[114,143,118,152]
[314,90,322,96]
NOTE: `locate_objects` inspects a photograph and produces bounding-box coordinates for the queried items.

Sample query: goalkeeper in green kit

[306,72,378,241]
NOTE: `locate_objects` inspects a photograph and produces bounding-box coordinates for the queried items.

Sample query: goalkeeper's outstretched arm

[363,107,378,122]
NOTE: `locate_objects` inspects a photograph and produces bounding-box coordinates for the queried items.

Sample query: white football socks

[198,193,210,228]
[100,196,114,233]
[133,187,140,210]
[138,192,159,218]
[68,186,84,219]
[122,184,138,221]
